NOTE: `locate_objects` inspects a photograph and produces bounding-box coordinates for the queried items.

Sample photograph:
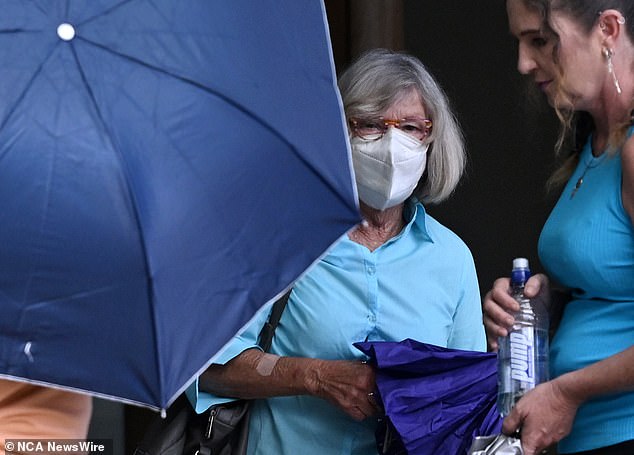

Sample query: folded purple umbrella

[355,339,503,455]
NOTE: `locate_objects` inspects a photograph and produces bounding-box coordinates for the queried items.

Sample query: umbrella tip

[57,23,75,41]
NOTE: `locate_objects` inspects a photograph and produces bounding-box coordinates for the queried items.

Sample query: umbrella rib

[75,35,354,210]
[0,38,72,313]
[69,43,164,404]
[0,43,52,139]
[74,0,136,27]
[70,43,153,280]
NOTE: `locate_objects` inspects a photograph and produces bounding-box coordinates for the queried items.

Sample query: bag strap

[257,289,291,352]
[199,290,290,452]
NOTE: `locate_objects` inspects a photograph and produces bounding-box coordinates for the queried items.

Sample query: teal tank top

[538,128,634,453]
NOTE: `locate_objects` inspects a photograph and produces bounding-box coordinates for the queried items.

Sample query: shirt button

[368,314,376,322]
[367,266,376,275]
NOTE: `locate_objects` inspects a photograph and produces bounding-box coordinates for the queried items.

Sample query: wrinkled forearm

[199,348,320,400]
[200,350,378,420]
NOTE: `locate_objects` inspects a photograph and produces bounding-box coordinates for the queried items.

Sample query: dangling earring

[603,47,622,94]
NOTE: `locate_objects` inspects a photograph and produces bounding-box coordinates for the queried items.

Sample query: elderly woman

[189,48,486,455]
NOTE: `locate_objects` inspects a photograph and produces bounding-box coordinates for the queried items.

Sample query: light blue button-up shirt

[189,198,486,455]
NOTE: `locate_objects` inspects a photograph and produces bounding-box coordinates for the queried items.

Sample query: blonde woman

[483,1,634,454]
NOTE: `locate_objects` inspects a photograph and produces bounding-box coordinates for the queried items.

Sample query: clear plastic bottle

[496,258,549,417]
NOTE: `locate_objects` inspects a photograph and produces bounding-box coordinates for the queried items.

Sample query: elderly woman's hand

[483,273,549,351]
[305,359,378,421]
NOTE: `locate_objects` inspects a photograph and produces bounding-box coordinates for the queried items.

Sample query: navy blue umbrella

[356,339,502,455]
[0,0,359,411]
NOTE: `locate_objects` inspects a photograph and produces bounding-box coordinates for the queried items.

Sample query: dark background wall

[90,1,563,451]
[403,1,560,290]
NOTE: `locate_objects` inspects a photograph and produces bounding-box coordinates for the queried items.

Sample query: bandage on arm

[255,353,280,376]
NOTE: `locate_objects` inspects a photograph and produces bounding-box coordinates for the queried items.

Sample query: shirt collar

[403,197,433,243]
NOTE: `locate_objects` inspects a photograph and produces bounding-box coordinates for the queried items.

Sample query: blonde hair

[520,0,634,189]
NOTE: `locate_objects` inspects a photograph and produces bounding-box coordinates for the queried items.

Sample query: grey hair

[337,48,466,205]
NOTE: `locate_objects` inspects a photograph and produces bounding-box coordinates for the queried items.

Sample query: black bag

[134,291,290,455]
[133,394,250,455]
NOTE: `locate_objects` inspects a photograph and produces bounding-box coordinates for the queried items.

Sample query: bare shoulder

[622,135,634,224]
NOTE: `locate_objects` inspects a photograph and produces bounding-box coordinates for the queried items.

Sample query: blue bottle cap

[511,257,531,285]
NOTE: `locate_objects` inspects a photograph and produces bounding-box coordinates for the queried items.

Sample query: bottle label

[509,331,535,384]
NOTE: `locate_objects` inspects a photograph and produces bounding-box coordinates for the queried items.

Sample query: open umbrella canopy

[0,0,359,410]
[356,339,502,455]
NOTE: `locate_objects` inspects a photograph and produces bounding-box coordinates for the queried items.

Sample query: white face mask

[351,127,429,210]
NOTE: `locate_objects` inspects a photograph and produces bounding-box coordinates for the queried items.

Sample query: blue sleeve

[186,304,272,413]
[447,247,487,352]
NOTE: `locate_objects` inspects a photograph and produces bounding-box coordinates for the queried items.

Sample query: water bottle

[496,258,549,417]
